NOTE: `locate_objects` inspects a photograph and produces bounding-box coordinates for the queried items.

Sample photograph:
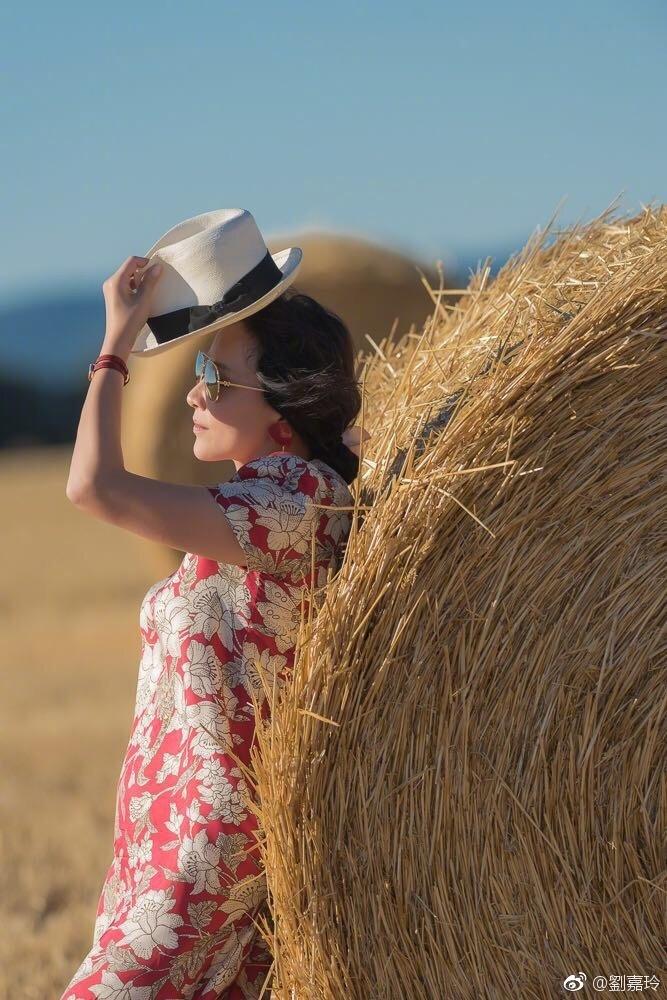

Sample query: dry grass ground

[0,445,158,998]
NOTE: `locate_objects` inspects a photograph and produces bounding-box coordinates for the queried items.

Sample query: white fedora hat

[131,208,303,356]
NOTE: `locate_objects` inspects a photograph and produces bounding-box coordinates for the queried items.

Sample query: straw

[244,201,667,998]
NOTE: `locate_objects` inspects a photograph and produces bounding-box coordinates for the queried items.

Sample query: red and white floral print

[60,453,354,1000]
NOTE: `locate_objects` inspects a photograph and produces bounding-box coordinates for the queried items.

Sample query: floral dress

[60,452,354,1000]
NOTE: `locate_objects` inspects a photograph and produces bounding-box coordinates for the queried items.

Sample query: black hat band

[147,250,285,346]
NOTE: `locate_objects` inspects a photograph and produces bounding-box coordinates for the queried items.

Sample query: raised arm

[65,254,247,567]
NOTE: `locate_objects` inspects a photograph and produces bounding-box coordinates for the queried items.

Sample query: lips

[193,418,208,429]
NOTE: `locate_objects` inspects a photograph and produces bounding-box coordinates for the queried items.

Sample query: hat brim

[130,246,302,357]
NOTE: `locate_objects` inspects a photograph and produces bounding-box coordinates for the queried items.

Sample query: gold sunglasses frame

[195,350,264,402]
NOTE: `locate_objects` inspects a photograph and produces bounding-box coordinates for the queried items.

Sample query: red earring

[268,420,292,452]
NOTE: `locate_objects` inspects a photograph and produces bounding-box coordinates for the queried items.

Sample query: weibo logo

[563,972,587,991]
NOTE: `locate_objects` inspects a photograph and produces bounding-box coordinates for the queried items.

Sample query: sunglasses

[195,350,264,402]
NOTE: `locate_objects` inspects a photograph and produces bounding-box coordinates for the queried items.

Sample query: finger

[137,261,163,292]
[134,257,158,285]
[119,255,150,281]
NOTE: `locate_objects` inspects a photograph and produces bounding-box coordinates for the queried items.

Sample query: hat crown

[145,208,268,308]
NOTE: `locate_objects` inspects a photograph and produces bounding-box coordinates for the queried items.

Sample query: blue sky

[1,0,665,303]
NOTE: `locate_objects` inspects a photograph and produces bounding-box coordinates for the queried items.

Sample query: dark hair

[243,289,363,484]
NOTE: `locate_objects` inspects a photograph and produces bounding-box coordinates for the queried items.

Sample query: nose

[186,377,207,409]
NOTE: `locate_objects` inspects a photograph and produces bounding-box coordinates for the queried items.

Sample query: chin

[193,439,228,463]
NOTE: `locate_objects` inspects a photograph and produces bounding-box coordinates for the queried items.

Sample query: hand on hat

[101,255,163,351]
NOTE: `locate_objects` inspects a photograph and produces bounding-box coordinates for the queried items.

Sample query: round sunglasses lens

[195,352,205,378]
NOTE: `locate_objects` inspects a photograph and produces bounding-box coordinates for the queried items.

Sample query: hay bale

[247,203,667,998]
[122,232,444,578]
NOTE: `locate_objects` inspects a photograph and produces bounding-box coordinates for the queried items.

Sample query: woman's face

[186,321,278,469]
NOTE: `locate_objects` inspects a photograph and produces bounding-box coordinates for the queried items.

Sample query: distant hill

[0,285,105,390]
[0,371,85,448]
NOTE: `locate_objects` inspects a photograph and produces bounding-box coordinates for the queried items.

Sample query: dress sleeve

[206,468,320,577]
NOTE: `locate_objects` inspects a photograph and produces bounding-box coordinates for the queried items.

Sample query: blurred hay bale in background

[122,232,445,578]
[248,203,667,998]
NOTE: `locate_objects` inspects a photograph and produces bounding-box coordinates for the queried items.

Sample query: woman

[60,215,366,999]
